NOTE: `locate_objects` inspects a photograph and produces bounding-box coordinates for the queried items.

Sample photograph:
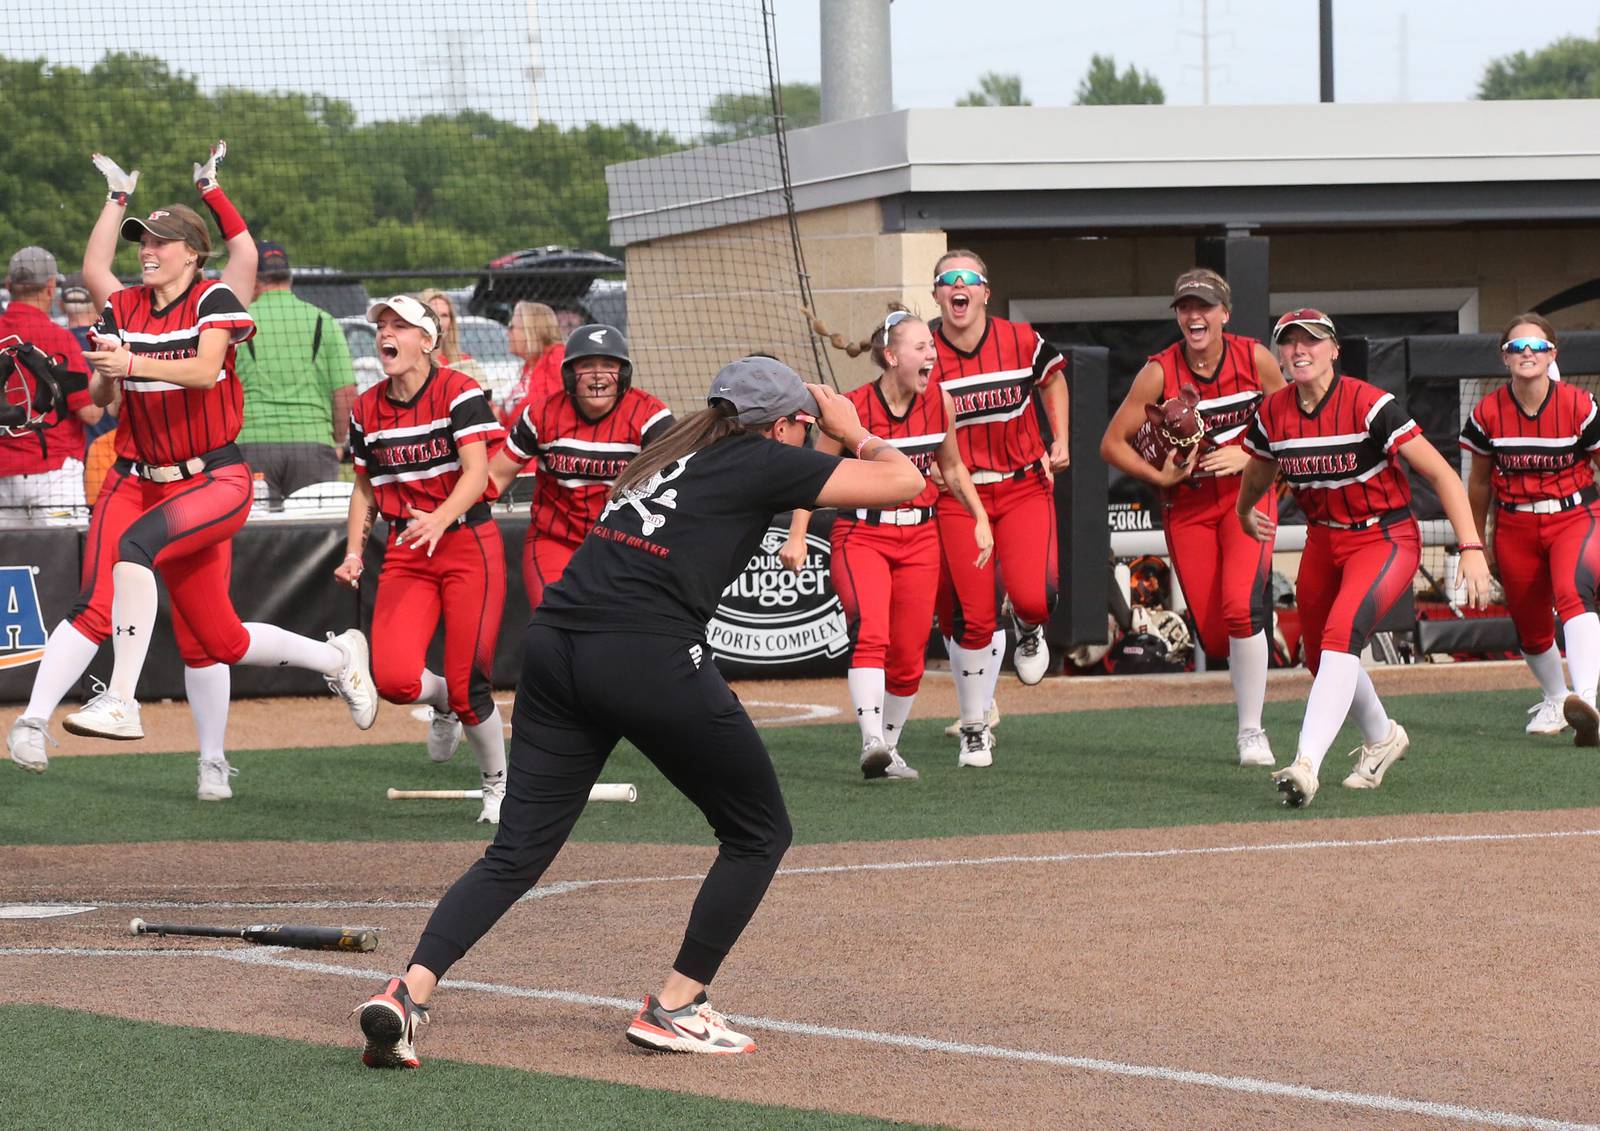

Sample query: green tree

[1477,32,1600,99]
[957,72,1031,107]
[1073,54,1165,105]
[702,82,821,145]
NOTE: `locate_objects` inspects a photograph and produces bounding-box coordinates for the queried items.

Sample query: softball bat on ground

[386,783,638,803]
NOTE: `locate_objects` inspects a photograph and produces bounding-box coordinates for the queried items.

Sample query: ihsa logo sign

[0,565,47,670]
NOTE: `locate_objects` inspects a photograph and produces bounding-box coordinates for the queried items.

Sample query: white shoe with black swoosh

[626,993,755,1054]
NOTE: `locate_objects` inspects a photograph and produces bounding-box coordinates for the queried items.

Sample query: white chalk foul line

[20,824,1598,913]
[2,944,1593,1131]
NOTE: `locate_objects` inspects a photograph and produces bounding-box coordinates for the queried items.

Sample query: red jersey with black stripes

[503,387,674,544]
[99,279,254,464]
[1149,333,1265,479]
[1243,374,1422,526]
[840,380,947,513]
[1459,380,1600,505]
[932,316,1065,474]
[348,365,501,521]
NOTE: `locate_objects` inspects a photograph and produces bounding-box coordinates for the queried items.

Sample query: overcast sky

[12,0,1600,138]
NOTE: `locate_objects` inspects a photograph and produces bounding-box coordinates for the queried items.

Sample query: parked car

[468,246,626,336]
[340,315,519,407]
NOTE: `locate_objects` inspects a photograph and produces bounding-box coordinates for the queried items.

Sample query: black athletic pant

[410,624,793,985]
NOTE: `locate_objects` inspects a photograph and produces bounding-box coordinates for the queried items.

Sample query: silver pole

[820,0,892,123]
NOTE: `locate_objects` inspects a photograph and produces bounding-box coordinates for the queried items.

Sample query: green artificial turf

[0,1005,941,1131]
[2,689,1596,848]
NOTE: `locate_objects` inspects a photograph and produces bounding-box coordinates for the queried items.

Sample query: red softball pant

[68,459,252,667]
[1296,516,1420,674]
[936,471,1058,648]
[372,520,506,726]
[522,528,580,613]
[1493,502,1600,653]
[1164,475,1276,656]
[829,518,941,696]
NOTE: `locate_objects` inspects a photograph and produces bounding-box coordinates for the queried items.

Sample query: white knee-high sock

[25,621,101,719]
[1228,631,1269,733]
[464,705,507,785]
[184,663,230,763]
[418,668,451,712]
[239,623,343,675]
[981,628,1006,710]
[1523,643,1570,702]
[883,692,916,751]
[1296,650,1362,774]
[107,562,158,700]
[1562,612,1600,704]
[949,642,993,724]
[1349,667,1392,745]
[847,667,886,745]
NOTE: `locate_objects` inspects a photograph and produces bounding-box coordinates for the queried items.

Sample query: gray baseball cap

[707,356,820,426]
[7,246,58,288]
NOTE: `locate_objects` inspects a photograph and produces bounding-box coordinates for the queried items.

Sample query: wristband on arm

[199,185,248,241]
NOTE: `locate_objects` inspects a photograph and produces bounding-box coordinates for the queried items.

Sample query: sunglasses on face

[1501,337,1555,354]
[933,268,987,288]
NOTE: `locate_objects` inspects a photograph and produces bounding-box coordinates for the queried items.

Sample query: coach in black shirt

[354,356,923,1065]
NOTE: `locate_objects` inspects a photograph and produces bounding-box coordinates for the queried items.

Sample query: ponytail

[610,402,753,500]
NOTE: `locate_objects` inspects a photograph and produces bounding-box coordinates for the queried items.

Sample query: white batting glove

[91,153,139,203]
[193,139,227,192]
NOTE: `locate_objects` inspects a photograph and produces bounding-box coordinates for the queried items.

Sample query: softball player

[1101,268,1286,766]
[783,311,993,776]
[59,145,376,801]
[487,324,673,612]
[336,295,508,823]
[1461,314,1600,745]
[353,358,923,1065]
[930,250,1070,767]
[1237,309,1490,808]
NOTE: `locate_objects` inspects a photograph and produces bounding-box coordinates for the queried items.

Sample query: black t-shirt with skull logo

[534,432,840,639]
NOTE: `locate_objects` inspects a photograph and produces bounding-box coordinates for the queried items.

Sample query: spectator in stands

[234,240,356,507]
[419,289,487,390]
[0,246,103,524]
[502,299,563,425]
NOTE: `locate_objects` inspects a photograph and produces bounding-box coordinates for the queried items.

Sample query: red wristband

[1458,542,1484,552]
[853,433,878,459]
[200,184,247,241]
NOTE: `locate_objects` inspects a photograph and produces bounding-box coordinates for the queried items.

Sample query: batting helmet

[561,323,632,396]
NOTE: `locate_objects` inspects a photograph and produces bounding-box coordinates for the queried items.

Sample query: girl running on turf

[1100,268,1286,767]
[1237,309,1490,809]
[783,310,992,776]
[1461,314,1600,746]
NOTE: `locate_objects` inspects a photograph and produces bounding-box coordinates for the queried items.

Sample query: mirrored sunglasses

[933,268,987,288]
[882,309,914,337]
[1501,337,1555,354]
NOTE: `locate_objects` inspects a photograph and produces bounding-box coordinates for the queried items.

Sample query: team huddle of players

[7,146,1596,816]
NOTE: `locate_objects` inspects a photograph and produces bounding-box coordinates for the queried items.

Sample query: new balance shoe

[63,692,143,740]
[354,977,429,1068]
[1342,722,1410,790]
[1013,620,1049,685]
[859,735,892,779]
[1564,695,1600,747]
[427,709,463,763]
[197,758,237,801]
[326,629,379,730]
[1236,727,1275,767]
[1272,756,1319,808]
[1525,697,1569,735]
[957,722,994,768]
[883,747,920,780]
[477,772,505,824]
[944,700,1000,737]
[8,716,54,773]
[625,993,755,1055]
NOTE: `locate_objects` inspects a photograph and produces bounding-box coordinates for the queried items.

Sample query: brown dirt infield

[5,661,1599,1129]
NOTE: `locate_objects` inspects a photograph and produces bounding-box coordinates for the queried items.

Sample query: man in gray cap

[0,247,104,525]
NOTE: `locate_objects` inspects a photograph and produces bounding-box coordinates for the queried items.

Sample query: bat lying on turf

[129,917,378,952]
[386,783,638,803]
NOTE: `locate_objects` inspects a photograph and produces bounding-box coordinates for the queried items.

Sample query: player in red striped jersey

[1101,268,1286,768]
[53,145,376,801]
[1461,314,1600,745]
[783,310,993,777]
[486,324,673,611]
[1237,309,1491,808]
[336,295,508,822]
[929,250,1070,765]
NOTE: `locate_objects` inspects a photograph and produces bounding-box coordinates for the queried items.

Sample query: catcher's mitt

[1133,383,1206,469]
[0,336,84,436]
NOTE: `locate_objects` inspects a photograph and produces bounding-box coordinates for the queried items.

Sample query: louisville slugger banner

[707,518,852,678]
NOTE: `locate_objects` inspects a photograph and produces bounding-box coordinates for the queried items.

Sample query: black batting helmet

[561,324,632,396]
